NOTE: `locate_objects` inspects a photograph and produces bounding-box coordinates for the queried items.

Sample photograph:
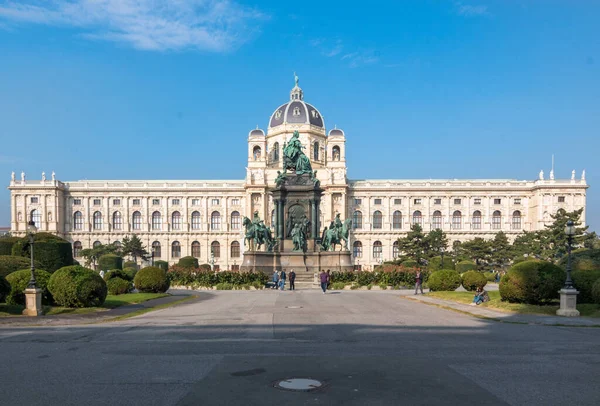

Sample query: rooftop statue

[283,131,313,175]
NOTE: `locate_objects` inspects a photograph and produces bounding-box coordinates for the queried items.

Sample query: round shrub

[0,275,10,302]
[98,254,123,271]
[558,249,600,272]
[461,271,487,291]
[401,259,418,268]
[122,267,137,280]
[571,270,600,304]
[456,260,477,273]
[178,256,199,269]
[499,260,565,304]
[483,272,496,282]
[47,265,107,308]
[427,256,454,271]
[5,269,53,305]
[0,255,42,278]
[104,269,133,282]
[428,269,461,292]
[154,260,169,271]
[134,266,170,293]
[106,277,133,295]
[199,263,212,271]
[123,261,138,270]
[11,233,74,273]
[592,279,600,304]
[0,237,20,256]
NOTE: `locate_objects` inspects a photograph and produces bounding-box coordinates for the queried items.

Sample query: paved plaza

[2,290,600,405]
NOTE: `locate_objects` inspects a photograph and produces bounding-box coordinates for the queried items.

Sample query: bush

[216,282,233,290]
[47,265,107,307]
[154,260,169,271]
[11,233,73,273]
[5,269,53,305]
[401,259,418,268]
[428,270,461,292]
[456,260,477,273]
[106,277,133,295]
[134,266,170,293]
[199,263,212,271]
[167,267,268,288]
[499,260,565,304]
[592,279,600,304]
[178,256,199,269]
[0,237,20,256]
[104,269,133,282]
[571,270,600,303]
[461,271,487,291]
[427,256,454,271]
[483,272,496,282]
[98,254,123,271]
[0,255,42,278]
[330,271,356,283]
[558,249,600,272]
[122,267,137,281]
[330,282,347,290]
[123,261,138,270]
[0,275,10,302]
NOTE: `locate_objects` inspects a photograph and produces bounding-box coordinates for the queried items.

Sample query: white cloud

[0,0,267,52]
[455,2,489,17]
[310,38,377,68]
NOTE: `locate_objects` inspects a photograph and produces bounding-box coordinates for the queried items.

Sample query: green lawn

[0,293,170,317]
[427,291,600,318]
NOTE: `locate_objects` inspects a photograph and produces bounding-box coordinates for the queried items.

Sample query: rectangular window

[30,197,39,204]
[231,265,240,272]
[192,199,200,206]
[74,214,83,230]
[172,199,180,205]
[132,199,141,206]
[93,199,101,206]
[354,198,362,205]
[558,196,565,203]
[492,215,502,230]
[454,198,461,205]
[231,244,240,258]
[112,199,121,206]
[353,244,363,258]
[474,198,482,205]
[434,199,441,205]
[394,199,402,205]
[152,199,160,205]
[231,198,240,206]
[73,199,82,205]
[494,198,502,205]
[414,198,422,205]
[214,265,221,272]
[212,198,220,206]
[374,198,382,205]
[514,198,521,205]
[133,214,142,230]
[472,215,482,230]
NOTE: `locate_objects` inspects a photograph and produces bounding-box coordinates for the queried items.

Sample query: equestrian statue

[320,213,352,252]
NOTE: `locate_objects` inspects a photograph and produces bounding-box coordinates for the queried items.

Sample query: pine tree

[490,231,511,269]
[396,224,427,266]
[122,235,149,264]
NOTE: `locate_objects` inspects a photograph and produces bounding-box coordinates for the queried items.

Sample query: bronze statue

[321,215,352,252]
[283,131,313,175]
[243,211,276,252]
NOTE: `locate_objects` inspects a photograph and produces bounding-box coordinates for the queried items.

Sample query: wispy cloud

[0,0,267,52]
[455,2,489,17]
[310,38,378,67]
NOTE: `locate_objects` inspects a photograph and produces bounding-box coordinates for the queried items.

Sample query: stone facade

[6,82,588,270]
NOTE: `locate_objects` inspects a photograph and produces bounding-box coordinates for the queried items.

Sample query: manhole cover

[274,378,323,392]
[286,306,303,309]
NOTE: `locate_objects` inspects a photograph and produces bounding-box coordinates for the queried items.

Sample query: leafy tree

[490,231,512,269]
[460,237,491,268]
[80,243,119,268]
[396,224,427,267]
[511,231,544,260]
[583,231,600,249]
[425,229,449,259]
[541,208,588,260]
[122,235,149,264]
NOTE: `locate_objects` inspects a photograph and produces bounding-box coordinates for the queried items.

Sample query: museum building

[7,80,589,270]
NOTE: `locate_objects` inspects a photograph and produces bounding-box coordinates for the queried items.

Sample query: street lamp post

[557,220,580,317]
[23,220,43,316]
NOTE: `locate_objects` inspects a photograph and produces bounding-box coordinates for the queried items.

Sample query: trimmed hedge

[104,269,133,282]
[401,259,418,269]
[483,272,496,282]
[572,270,600,304]
[199,263,212,271]
[106,277,133,295]
[428,270,461,291]
[456,260,477,273]
[11,233,73,273]
[0,255,41,278]
[0,275,10,302]
[427,256,454,271]
[5,269,53,305]
[592,279,600,304]
[123,261,138,270]
[0,237,20,256]
[47,265,107,307]
[558,249,600,272]
[461,271,487,291]
[123,267,137,281]
[154,260,169,271]
[178,256,199,269]
[499,260,565,304]
[167,267,268,287]
[98,254,123,271]
[134,266,170,293]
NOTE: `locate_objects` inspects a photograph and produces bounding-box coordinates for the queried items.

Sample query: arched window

[373,210,383,229]
[412,210,422,226]
[152,241,161,258]
[211,211,221,231]
[191,211,201,230]
[373,241,383,259]
[113,241,121,248]
[452,211,462,230]
[73,241,82,257]
[73,211,83,230]
[392,211,402,230]
[30,209,41,228]
[132,211,142,230]
[93,240,102,248]
[171,241,181,258]
[171,211,181,230]
[472,210,482,230]
[230,211,241,230]
[393,241,400,258]
[432,211,442,229]
[231,241,240,258]
[353,241,363,258]
[112,211,122,230]
[211,241,221,258]
[512,210,522,230]
[152,211,162,230]
[332,145,340,161]
[93,211,103,230]
[253,146,261,161]
[191,241,201,258]
[273,142,280,161]
[313,141,319,160]
[353,211,363,229]
[492,210,502,230]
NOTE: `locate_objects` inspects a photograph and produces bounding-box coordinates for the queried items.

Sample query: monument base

[241,250,353,275]
[22,288,43,317]
[556,288,580,317]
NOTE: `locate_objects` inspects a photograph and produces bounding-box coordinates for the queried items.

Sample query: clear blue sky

[0,0,598,231]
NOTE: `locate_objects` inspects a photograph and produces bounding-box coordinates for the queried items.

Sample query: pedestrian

[495,271,501,283]
[320,269,328,294]
[99,270,105,279]
[279,269,287,291]
[326,269,331,289]
[272,270,279,289]
[289,269,296,291]
[414,270,424,295]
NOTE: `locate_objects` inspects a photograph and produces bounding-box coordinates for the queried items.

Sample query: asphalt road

[1,289,599,406]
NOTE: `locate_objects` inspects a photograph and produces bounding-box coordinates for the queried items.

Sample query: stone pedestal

[556,288,580,317]
[22,288,43,317]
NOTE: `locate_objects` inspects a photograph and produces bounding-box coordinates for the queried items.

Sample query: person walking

[320,269,328,294]
[326,270,331,290]
[272,270,279,289]
[279,269,287,291]
[414,270,424,295]
[289,269,296,291]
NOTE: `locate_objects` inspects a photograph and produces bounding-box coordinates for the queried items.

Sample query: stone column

[274,199,280,239]
[279,199,285,239]
[310,199,317,239]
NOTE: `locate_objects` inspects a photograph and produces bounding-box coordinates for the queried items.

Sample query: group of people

[271,269,296,290]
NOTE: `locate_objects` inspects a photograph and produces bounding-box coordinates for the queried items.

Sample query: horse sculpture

[243,216,276,252]
[321,218,352,251]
